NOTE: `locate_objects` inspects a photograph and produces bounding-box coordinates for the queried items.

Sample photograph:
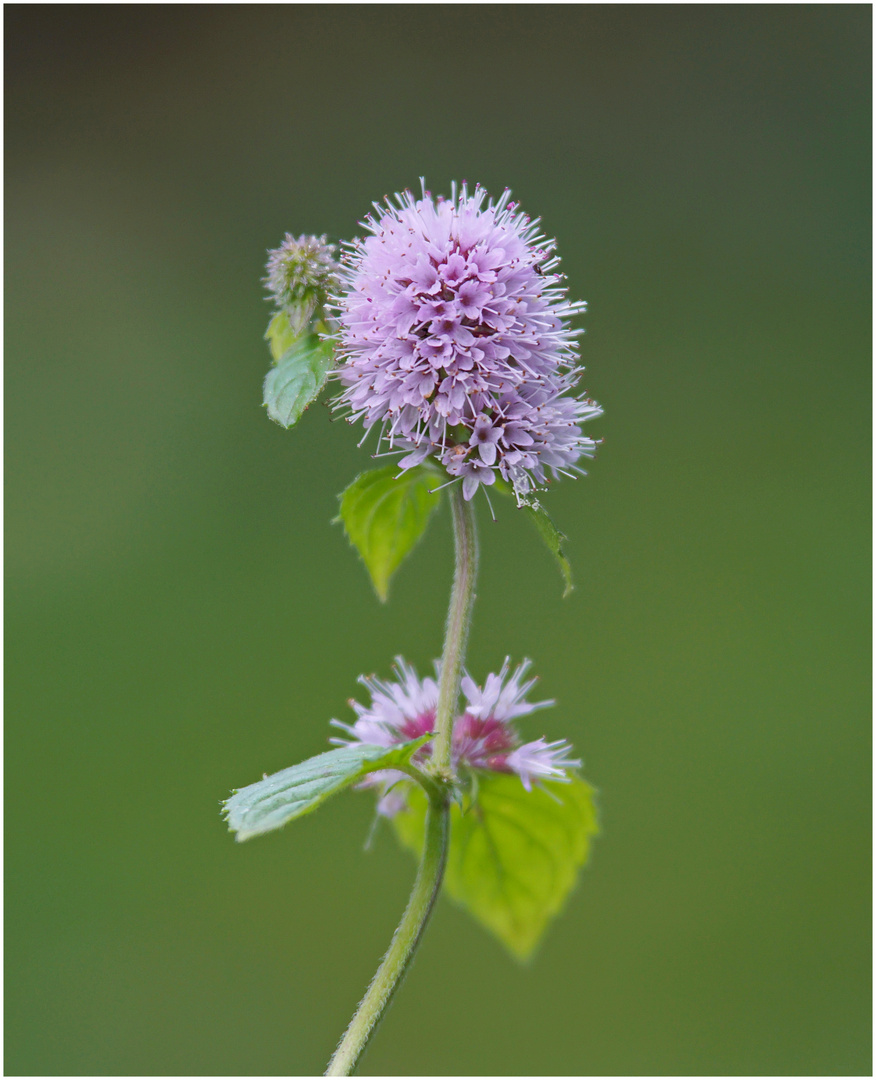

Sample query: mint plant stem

[432,485,479,774]
[325,792,449,1076]
[324,486,479,1075]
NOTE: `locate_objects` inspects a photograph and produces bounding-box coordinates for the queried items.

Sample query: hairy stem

[324,488,479,1075]
[432,486,479,774]
[324,792,448,1076]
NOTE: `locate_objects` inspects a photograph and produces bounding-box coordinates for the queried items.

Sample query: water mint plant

[223,183,602,1075]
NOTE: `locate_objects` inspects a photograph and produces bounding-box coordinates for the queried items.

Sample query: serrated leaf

[391,772,598,959]
[263,334,334,428]
[264,310,298,362]
[338,465,442,602]
[523,502,574,597]
[224,735,431,842]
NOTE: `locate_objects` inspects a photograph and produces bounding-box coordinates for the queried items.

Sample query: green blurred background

[6,5,870,1075]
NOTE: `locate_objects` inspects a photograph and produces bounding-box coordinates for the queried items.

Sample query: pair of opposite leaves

[225,735,598,960]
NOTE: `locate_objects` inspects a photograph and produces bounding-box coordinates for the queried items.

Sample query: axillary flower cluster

[334,182,602,502]
[331,658,580,816]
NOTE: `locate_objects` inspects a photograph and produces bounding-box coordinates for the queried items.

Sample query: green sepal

[391,772,599,959]
[224,735,432,842]
[263,333,334,428]
[337,464,442,602]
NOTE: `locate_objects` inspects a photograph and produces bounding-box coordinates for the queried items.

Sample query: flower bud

[264,233,339,335]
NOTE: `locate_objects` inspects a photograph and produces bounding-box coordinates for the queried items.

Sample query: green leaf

[489,481,574,596]
[523,501,574,597]
[338,465,442,602]
[264,310,298,362]
[263,333,334,429]
[224,735,432,842]
[391,772,599,959]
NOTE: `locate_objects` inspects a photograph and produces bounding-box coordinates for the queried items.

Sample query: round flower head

[335,183,602,501]
[330,657,581,816]
[265,233,339,335]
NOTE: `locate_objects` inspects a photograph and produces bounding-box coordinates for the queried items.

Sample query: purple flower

[335,183,602,501]
[330,657,581,815]
[265,233,339,334]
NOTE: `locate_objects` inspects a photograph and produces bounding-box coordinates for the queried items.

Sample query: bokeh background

[6,5,870,1076]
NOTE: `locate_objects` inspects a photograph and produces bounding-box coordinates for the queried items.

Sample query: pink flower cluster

[331,658,581,816]
[335,183,602,501]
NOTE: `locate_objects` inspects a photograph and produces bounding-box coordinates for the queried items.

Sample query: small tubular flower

[505,738,583,792]
[330,657,581,815]
[335,182,602,501]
